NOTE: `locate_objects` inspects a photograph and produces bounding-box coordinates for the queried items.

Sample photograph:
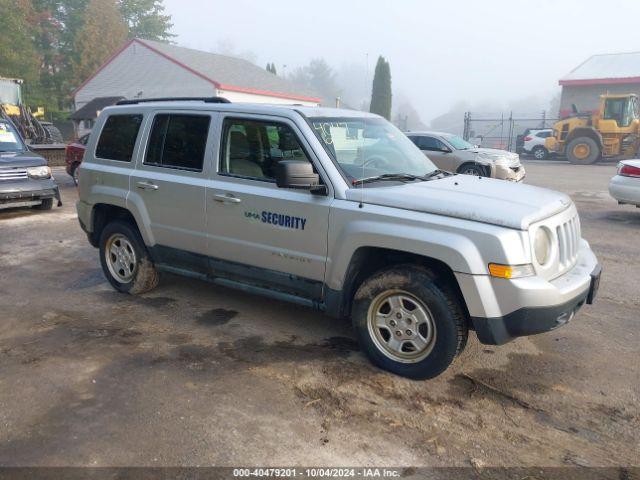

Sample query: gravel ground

[0,162,638,468]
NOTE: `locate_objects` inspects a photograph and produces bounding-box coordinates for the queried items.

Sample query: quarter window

[96,114,143,162]
[220,118,311,181]
[145,114,211,171]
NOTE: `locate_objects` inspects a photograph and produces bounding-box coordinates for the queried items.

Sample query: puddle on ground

[197,308,237,326]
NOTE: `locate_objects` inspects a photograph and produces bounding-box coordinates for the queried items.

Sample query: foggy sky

[163,0,640,122]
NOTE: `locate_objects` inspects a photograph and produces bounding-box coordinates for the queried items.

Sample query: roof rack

[116,97,231,105]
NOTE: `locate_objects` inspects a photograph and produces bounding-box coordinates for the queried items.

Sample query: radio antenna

[360,52,369,209]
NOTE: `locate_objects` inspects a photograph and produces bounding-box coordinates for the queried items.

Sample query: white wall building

[72,39,321,110]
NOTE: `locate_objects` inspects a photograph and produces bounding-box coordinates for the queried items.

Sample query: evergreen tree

[289,58,339,104]
[73,0,128,83]
[369,56,392,120]
[271,63,277,75]
[118,0,174,41]
[31,0,89,109]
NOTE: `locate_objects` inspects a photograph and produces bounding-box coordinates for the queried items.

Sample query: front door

[206,114,332,299]
[416,135,457,171]
[129,111,214,271]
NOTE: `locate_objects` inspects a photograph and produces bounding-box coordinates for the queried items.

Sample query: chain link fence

[462,112,559,153]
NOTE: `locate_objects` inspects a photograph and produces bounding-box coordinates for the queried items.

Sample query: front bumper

[0,178,61,207]
[494,163,526,182]
[455,240,600,345]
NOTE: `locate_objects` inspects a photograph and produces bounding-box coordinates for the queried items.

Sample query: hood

[0,151,47,168]
[345,175,572,230]
[469,147,520,166]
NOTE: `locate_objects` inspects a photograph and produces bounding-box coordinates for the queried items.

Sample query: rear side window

[145,114,211,171]
[95,114,142,162]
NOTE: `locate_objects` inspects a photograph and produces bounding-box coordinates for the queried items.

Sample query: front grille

[0,168,28,181]
[557,214,580,270]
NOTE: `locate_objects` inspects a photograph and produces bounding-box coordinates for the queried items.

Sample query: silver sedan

[609,160,640,207]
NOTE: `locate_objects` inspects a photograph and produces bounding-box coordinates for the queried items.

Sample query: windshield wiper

[423,169,454,179]
[352,173,423,186]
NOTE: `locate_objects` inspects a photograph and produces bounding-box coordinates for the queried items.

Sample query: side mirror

[276,160,321,190]
[440,146,452,153]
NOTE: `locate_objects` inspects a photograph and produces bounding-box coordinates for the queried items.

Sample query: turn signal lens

[488,263,535,279]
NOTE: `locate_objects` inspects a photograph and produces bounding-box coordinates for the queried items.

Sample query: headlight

[477,152,500,163]
[493,156,511,167]
[27,166,51,179]
[534,227,552,265]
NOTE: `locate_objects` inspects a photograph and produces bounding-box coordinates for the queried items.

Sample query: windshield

[443,134,474,150]
[310,117,437,184]
[0,121,25,153]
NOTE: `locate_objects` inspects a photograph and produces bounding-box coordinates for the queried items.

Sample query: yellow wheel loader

[546,94,640,164]
[0,77,63,144]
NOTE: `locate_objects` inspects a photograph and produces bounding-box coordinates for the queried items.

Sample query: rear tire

[567,137,600,165]
[352,265,468,380]
[99,220,159,295]
[532,145,548,160]
[33,198,53,210]
[71,163,80,186]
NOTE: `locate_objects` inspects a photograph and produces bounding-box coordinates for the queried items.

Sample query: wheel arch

[565,127,603,148]
[324,246,471,326]
[457,161,490,176]
[89,203,144,248]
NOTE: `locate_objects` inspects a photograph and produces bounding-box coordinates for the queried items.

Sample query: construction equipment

[546,94,640,164]
[0,77,63,144]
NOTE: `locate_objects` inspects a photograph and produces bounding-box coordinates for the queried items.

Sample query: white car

[609,160,640,207]
[523,129,554,160]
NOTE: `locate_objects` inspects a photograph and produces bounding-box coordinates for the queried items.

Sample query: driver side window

[219,118,311,181]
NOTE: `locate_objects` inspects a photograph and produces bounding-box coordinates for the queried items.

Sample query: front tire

[99,221,159,295]
[352,266,468,380]
[458,163,486,176]
[532,146,548,160]
[567,137,600,165]
[33,198,53,210]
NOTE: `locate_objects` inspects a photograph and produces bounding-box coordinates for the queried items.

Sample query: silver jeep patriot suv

[76,98,601,379]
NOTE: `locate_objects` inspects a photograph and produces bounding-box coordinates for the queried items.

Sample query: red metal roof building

[559,52,640,117]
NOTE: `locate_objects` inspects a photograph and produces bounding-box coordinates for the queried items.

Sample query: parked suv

[77,98,601,379]
[522,128,554,160]
[0,118,61,210]
[406,131,525,181]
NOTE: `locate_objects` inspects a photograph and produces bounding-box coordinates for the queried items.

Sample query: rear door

[205,114,332,299]
[128,110,215,271]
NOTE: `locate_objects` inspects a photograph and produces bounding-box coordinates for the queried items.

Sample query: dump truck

[546,94,640,164]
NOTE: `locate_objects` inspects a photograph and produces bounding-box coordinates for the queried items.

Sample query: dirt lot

[0,162,638,468]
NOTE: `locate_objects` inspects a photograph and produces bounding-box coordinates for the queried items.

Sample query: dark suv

[0,119,61,210]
